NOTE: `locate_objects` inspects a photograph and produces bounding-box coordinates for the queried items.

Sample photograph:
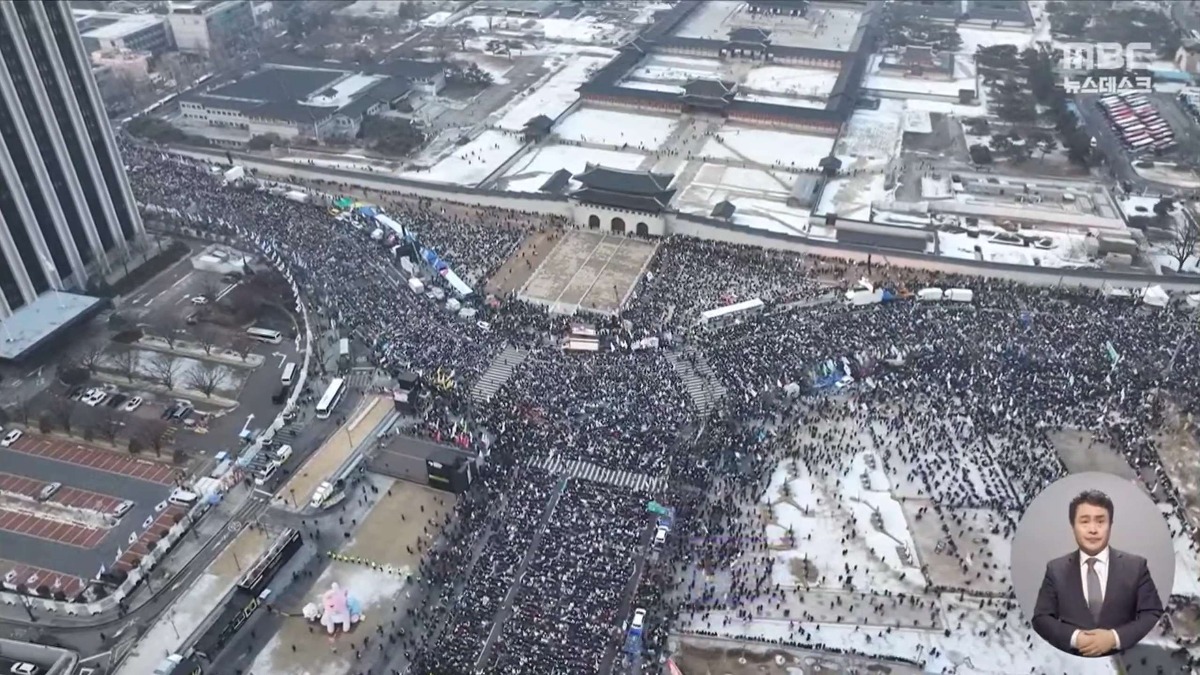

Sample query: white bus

[281,362,297,387]
[699,298,765,327]
[246,327,282,344]
[315,377,346,419]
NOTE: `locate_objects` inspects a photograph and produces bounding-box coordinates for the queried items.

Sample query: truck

[407,278,425,295]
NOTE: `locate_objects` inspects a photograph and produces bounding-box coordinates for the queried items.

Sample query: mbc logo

[1058,42,1153,71]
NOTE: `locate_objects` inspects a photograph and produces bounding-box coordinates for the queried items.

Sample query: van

[274,444,293,463]
[168,489,198,506]
[255,461,279,486]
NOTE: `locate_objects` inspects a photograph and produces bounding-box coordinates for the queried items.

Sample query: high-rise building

[0,0,144,319]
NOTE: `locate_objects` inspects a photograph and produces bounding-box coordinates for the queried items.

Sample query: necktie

[1086,557,1103,620]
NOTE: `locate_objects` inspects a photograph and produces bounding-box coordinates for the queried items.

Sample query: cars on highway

[1,429,22,447]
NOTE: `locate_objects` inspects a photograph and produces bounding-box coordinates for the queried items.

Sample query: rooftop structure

[680,79,738,110]
[72,8,172,55]
[473,0,560,17]
[177,59,440,143]
[572,166,677,213]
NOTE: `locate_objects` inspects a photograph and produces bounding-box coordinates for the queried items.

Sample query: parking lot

[1076,92,1200,189]
[0,432,178,584]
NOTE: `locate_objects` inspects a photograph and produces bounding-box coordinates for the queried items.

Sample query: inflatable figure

[315,582,365,634]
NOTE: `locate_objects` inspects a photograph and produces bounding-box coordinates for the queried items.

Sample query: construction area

[517,230,657,315]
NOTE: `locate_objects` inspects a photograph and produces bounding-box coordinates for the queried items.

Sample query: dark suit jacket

[1031,548,1163,656]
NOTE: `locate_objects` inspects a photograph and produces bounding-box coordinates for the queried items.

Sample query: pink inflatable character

[321,583,352,634]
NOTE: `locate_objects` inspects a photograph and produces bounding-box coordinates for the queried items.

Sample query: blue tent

[357,205,379,219]
[880,289,896,303]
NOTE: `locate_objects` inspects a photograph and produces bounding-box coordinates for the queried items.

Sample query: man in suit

[1032,489,1164,657]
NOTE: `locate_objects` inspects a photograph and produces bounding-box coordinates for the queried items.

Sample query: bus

[315,377,346,420]
[246,327,282,344]
[337,338,351,368]
[1124,132,1149,145]
[1129,138,1155,150]
[699,298,765,327]
[281,362,297,387]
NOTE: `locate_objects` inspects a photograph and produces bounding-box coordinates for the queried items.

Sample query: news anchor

[1031,489,1163,657]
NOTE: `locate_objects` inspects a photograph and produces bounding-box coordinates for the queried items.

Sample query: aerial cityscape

[0,1,1199,674]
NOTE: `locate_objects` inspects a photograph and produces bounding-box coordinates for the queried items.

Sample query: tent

[357,205,378,219]
[334,197,354,209]
[1142,285,1169,308]
[1101,281,1133,298]
[1186,293,1200,309]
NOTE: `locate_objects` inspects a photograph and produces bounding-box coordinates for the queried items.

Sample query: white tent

[916,287,944,302]
[1186,293,1200,309]
[945,288,974,303]
[223,165,245,182]
[1142,285,1170,308]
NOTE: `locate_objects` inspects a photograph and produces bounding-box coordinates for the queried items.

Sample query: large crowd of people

[120,139,1200,674]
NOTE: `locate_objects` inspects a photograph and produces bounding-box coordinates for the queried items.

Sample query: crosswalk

[471,346,528,403]
[666,350,726,415]
[345,367,375,389]
[531,455,664,494]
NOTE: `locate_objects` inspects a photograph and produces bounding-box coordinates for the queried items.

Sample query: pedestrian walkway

[471,346,528,403]
[346,367,375,390]
[666,350,726,416]
[531,455,664,493]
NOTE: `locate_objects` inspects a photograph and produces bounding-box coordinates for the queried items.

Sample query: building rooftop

[575,165,675,195]
[0,292,105,362]
[711,200,736,219]
[73,9,164,40]
[729,27,771,44]
[181,61,419,123]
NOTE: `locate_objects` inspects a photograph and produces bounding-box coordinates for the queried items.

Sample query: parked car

[161,404,179,420]
[83,390,107,406]
[122,396,144,412]
[113,500,135,517]
[107,393,128,408]
[274,444,293,463]
[653,525,669,547]
[1,429,22,447]
[37,482,62,502]
[10,662,40,675]
[190,295,209,305]
[68,386,85,401]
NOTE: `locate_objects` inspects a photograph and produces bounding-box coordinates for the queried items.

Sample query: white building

[72,8,173,55]
[167,0,256,55]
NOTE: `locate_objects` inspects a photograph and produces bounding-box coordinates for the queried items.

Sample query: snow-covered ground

[553,107,678,150]
[701,125,836,170]
[498,144,646,192]
[688,595,1119,675]
[628,55,724,82]
[451,52,514,85]
[763,455,926,593]
[817,172,892,221]
[620,80,684,94]
[1116,194,1170,219]
[420,11,452,28]
[738,92,827,109]
[115,573,229,675]
[492,55,610,131]
[674,164,812,237]
[742,65,840,97]
[250,564,410,675]
[865,55,979,100]
[400,129,524,185]
[938,230,1096,268]
[632,2,673,25]
[455,15,628,45]
[836,100,905,161]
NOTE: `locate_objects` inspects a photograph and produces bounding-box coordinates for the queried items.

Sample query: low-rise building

[177,59,442,145]
[73,8,173,55]
[167,0,256,55]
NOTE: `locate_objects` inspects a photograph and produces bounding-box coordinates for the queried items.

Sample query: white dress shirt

[1070,547,1121,650]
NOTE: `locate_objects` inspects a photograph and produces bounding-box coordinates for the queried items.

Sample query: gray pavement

[0,449,172,577]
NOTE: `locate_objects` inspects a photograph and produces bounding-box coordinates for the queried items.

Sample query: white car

[122,396,144,412]
[653,525,668,546]
[37,482,61,502]
[190,295,209,305]
[1,429,22,447]
[630,608,646,633]
[83,390,107,406]
[113,500,135,517]
[10,662,40,675]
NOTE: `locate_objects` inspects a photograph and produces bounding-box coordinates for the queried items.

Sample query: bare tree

[186,361,225,398]
[194,326,220,355]
[153,318,182,350]
[47,397,76,434]
[1168,211,1200,272]
[78,345,107,374]
[231,336,254,362]
[110,348,140,383]
[12,398,34,425]
[147,353,182,390]
[97,406,123,445]
[138,420,170,458]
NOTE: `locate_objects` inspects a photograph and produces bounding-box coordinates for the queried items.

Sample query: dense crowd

[120,140,1200,674]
